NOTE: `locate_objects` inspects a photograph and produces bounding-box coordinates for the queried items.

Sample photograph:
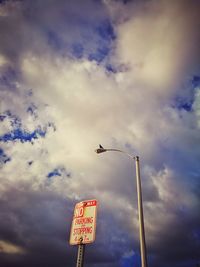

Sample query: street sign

[69,199,98,245]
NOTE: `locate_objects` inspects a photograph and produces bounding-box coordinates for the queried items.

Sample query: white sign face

[69,199,98,245]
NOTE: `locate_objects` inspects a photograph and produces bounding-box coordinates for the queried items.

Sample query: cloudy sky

[0,0,200,266]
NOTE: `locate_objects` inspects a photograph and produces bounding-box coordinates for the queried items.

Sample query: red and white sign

[69,199,98,245]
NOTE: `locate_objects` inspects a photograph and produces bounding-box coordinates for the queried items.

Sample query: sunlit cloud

[0,240,26,254]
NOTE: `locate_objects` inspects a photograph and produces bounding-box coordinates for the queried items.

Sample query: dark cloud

[0,184,75,267]
[0,0,115,66]
[0,183,140,267]
[151,209,200,267]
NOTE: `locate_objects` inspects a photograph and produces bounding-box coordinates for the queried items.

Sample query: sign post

[69,199,98,267]
[76,237,85,267]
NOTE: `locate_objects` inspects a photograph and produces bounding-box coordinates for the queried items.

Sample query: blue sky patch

[47,168,62,178]
[172,75,200,112]
[105,64,117,73]
[192,75,200,88]
[27,103,38,118]
[87,20,115,63]
[0,110,56,143]
[95,20,116,41]
[47,30,63,51]
[0,67,19,90]
[45,16,116,65]
[0,110,22,128]
[174,98,193,112]
[71,43,84,59]
[0,148,11,165]
[47,167,71,179]
[88,46,110,63]
[0,127,47,143]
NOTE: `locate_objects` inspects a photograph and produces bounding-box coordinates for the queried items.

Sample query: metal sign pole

[76,238,85,267]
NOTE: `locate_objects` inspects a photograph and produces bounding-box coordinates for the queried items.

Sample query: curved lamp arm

[95,146,137,160]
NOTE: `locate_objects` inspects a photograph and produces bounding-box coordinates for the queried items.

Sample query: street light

[95,145,148,267]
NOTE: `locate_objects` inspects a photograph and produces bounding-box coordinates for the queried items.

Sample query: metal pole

[135,156,148,267]
[76,238,85,267]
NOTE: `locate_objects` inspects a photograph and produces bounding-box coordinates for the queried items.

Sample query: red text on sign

[74,207,84,218]
[73,227,93,235]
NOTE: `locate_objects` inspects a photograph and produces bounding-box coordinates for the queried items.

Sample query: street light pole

[95,145,148,267]
[135,156,148,267]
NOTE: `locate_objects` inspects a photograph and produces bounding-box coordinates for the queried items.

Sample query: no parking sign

[69,199,98,245]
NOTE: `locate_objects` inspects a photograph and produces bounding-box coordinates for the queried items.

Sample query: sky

[0,0,200,267]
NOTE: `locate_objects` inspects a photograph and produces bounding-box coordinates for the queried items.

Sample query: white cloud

[193,87,200,128]
[111,0,200,96]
